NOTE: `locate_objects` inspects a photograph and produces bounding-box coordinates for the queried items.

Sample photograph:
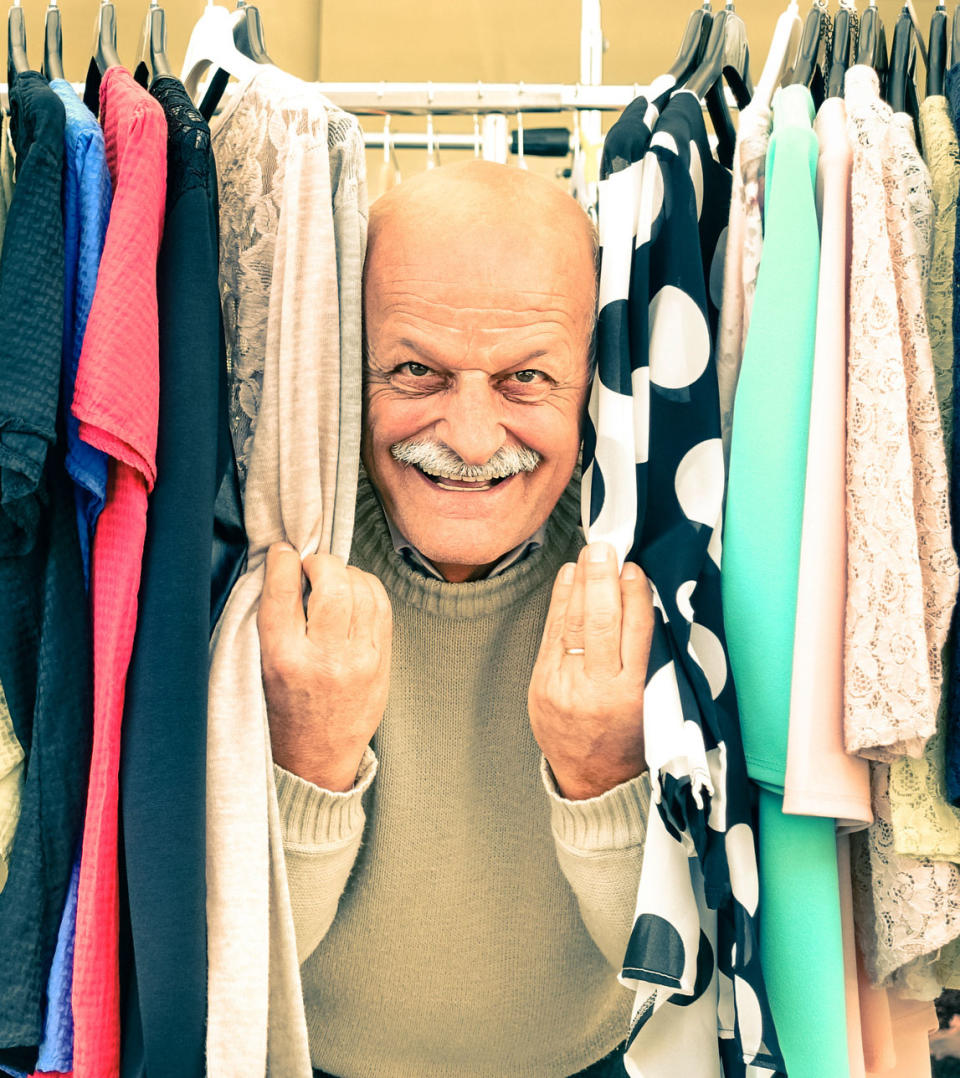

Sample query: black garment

[119,75,244,1078]
[0,72,92,1068]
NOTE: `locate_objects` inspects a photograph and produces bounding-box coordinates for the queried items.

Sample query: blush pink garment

[857,942,896,1074]
[865,995,938,1078]
[69,66,166,1078]
[784,96,872,828]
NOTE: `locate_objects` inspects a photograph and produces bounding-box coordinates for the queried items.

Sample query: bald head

[366,160,598,333]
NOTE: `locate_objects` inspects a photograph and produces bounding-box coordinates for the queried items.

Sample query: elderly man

[257,160,654,1077]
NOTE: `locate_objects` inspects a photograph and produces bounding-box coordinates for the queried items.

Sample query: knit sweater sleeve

[274,746,377,964]
[540,756,651,971]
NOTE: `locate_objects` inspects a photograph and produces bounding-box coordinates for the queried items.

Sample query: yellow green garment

[888,96,960,867]
[0,677,24,892]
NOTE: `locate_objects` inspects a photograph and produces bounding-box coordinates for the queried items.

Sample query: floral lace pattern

[844,70,939,762]
[887,98,960,867]
[847,68,960,993]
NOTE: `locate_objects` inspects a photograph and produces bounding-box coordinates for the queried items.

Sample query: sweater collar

[350,474,583,619]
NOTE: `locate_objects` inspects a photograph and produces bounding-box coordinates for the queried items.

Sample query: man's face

[360,168,595,580]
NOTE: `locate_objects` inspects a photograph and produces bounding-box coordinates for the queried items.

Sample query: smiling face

[361,161,597,582]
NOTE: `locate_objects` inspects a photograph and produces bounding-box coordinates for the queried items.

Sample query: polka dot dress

[582,89,786,1078]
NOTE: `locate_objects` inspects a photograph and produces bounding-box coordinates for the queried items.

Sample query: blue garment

[50,78,111,586]
[945,65,960,805]
[33,81,111,1075]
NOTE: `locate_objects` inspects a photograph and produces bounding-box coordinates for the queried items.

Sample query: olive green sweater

[275,481,651,1077]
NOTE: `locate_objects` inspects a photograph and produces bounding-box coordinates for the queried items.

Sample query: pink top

[783,97,872,827]
[69,66,166,1078]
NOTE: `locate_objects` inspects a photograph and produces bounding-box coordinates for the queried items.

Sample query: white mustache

[390,439,542,482]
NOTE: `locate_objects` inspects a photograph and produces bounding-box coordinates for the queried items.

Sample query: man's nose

[436,375,507,465]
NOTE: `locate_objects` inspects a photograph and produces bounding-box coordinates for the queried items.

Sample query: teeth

[437,482,492,491]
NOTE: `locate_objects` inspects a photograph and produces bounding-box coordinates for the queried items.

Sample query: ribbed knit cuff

[274,746,378,848]
[540,755,651,852]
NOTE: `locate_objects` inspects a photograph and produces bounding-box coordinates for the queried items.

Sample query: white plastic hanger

[752,0,802,111]
[180,0,260,103]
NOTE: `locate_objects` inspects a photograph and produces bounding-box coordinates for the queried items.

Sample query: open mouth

[412,463,513,492]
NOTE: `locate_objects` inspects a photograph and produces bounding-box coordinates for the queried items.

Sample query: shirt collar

[383,512,547,582]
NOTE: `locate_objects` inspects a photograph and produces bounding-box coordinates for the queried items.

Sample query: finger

[562,551,587,654]
[538,562,576,665]
[346,568,378,643]
[582,542,623,680]
[620,562,654,676]
[258,543,306,646]
[302,553,353,645]
[367,573,393,663]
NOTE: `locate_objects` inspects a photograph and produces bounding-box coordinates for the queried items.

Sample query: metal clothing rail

[312,81,643,117]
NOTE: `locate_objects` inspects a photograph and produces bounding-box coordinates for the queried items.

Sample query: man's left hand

[528,542,654,801]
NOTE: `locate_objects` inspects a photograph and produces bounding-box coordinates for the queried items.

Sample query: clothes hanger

[927,1,947,97]
[953,5,960,66]
[887,5,917,115]
[751,0,801,113]
[7,0,29,89]
[668,3,714,86]
[857,0,889,96]
[42,0,64,81]
[137,0,174,82]
[232,0,274,64]
[826,0,856,99]
[181,0,261,109]
[426,112,440,170]
[94,0,123,74]
[783,0,827,89]
[683,2,753,169]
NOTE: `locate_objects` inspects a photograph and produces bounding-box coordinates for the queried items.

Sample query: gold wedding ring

[564,647,586,656]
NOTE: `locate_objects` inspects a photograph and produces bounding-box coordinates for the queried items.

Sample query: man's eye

[511,370,546,384]
[403,362,431,377]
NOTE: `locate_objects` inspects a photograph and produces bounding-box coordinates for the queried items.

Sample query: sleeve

[540,755,650,971]
[275,745,378,963]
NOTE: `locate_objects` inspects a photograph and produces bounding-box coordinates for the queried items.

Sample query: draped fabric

[205,70,366,1077]
[0,72,91,1074]
[582,87,784,1077]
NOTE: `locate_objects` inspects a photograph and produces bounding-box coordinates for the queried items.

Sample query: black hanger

[684,5,752,170]
[858,3,890,97]
[784,3,826,89]
[95,0,123,73]
[42,0,64,81]
[826,6,854,99]
[144,1,173,79]
[7,0,29,89]
[928,2,947,97]
[887,6,916,115]
[667,3,714,86]
[233,0,274,65]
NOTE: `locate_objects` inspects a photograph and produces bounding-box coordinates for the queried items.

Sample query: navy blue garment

[119,74,239,1078]
[0,72,92,1071]
[944,65,960,805]
[27,81,113,1075]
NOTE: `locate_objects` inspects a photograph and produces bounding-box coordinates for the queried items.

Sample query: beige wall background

[4,0,951,185]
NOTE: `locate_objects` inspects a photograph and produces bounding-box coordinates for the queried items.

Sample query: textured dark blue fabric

[118,75,240,1078]
[944,64,960,805]
[28,81,113,1075]
[0,71,92,1068]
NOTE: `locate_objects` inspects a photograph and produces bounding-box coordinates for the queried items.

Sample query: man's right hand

[257,543,393,792]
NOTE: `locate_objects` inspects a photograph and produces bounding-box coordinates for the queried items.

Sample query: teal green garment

[759,793,849,1078]
[721,86,850,1078]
